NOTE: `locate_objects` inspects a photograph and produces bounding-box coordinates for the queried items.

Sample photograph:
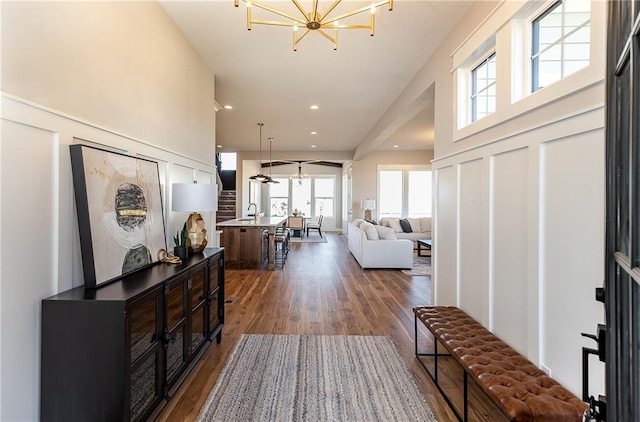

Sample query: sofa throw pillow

[387,218,403,233]
[408,218,422,233]
[375,225,397,240]
[352,219,365,228]
[365,219,378,225]
[361,222,379,240]
[399,218,412,233]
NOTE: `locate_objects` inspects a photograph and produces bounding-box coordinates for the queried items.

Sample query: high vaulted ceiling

[160,0,471,155]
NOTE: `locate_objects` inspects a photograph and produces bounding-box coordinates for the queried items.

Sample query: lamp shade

[361,199,376,210]
[172,183,218,212]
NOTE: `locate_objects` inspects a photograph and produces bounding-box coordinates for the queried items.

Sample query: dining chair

[287,216,304,238]
[306,215,323,238]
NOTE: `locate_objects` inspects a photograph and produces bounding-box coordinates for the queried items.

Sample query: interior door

[603,2,640,420]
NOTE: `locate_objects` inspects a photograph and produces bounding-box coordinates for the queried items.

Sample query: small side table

[417,239,431,257]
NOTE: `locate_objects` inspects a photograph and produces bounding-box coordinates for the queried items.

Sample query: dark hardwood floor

[157,232,506,421]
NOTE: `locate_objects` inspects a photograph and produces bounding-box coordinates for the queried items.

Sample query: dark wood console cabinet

[41,248,225,422]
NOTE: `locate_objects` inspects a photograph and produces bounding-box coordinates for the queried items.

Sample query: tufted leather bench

[414,306,588,422]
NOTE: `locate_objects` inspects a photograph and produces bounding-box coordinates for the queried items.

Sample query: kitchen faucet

[247,203,257,219]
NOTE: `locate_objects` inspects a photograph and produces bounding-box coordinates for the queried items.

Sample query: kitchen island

[217,216,287,270]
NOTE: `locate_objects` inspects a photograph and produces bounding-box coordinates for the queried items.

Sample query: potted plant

[173,223,188,261]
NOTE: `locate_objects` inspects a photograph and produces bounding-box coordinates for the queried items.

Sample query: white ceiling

[160,0,471,156]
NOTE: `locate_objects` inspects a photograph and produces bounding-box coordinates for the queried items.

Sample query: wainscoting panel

[169,164,198,247]
[432,96,605,398]
[489,147,529,356]
[1,120,57,422]
[197,170,216,244]
[1,94,217,420]
[457,158,486,324]
[434,165,457,305]
[539,132,605,394]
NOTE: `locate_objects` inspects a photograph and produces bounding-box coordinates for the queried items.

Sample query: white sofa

[348,221,413,269]
[379,217,431,248]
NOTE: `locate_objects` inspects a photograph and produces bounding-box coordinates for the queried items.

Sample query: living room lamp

[172,182,218,253]
[361,199,375,221]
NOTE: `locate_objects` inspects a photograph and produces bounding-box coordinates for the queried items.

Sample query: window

[267,176,336,218]
[408,170,432,217]
[471,53,497,122]
[378,168,432,219]
[268,178,289,216]
[531,0,590,91]
[219,152,237,170]
[291,179,311,216]
[314,178,335,217]
[379,170,403,218]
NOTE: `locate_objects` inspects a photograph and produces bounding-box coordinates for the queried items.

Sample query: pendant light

[263,137,279,184]
[249,123,273,183]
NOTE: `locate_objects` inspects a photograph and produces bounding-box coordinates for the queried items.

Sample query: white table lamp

[361,199,376,221]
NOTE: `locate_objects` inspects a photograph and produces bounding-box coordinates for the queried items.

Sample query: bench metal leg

[414,314,464,422]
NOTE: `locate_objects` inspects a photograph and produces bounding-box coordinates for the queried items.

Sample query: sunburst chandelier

[234,0,393,51]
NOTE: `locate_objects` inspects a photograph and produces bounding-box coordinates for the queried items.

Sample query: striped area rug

[197,334,437,422]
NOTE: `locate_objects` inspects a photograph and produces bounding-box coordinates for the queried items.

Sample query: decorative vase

[186,212,207,253]
[174,246,188,262]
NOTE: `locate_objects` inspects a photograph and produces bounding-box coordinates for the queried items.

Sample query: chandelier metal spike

[233,0,393,51]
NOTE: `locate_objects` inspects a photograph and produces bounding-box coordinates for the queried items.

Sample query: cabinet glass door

[165,275,187,386]
[189,264,207,356]
[207,258,221,339]
[128,288,162,422]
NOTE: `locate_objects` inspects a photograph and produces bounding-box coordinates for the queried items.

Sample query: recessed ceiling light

[393,145,399,148]
[310,105,319,110]
[311,145,317,148]
[223,105,233,110]
[217,145,222,148]
[310,131,318,135]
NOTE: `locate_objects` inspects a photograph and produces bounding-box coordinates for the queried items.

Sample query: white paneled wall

[432,107,605,397]
[1,121,57,420]
[169,164,199,245]
[540,132,605,394]
[434,165,457,305]
[196,170,216,246]
[0,94,216,420]
[489,147,529,356]
[457,159,485,323]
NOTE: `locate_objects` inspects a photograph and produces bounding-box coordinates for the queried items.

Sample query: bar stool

[274,226,289,269]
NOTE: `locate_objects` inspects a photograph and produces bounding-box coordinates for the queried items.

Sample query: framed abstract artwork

[70,144,167,288]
